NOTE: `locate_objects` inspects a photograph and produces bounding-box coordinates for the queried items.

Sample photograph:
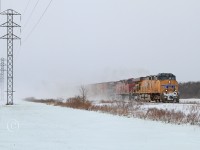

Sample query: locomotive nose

[163,91,179,101]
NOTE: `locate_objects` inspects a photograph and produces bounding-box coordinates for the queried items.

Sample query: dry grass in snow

[26,97,200,126]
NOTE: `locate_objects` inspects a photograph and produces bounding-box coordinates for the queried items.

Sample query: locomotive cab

[158,73,179,103]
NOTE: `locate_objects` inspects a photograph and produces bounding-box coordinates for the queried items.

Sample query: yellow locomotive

[89,73,180,103]
[133,73,179,103]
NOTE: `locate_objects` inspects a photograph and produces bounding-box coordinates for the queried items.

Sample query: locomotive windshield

[157,73,176,80]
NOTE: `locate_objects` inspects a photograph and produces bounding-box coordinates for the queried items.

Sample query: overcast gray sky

[0,0,200,99]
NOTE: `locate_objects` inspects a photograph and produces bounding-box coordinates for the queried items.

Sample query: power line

[22,0,32,15]
[23,0,53,43]
[22,0,40,31]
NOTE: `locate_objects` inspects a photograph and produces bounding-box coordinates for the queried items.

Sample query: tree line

[179,82,200,99]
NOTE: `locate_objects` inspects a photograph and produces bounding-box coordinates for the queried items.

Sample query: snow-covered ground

[137,99,200,115]
[180,99,200,104]
[1,101,200,150]
[94,99,200,115]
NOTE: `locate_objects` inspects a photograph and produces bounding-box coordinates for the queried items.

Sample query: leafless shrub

[186,105,200,125]
[189,105,200,113]
[79,85,88,102]
[127,101,142,111]
[145,108,185,124]
[89,101,129,116]
[64,96,92,110]
[25,97,56,105]
[186,113,200,125]
[25,97,92,110]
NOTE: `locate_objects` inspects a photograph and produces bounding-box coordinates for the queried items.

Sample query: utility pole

[0,58,6,102]
[0,9,21,105]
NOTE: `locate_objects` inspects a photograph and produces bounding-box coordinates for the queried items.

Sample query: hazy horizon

[0,0,200,100]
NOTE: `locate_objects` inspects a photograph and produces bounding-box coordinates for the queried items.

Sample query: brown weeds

[26,97,200,126]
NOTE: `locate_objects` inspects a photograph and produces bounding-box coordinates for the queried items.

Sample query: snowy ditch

[27,98,200,126]
[1,101,200,150]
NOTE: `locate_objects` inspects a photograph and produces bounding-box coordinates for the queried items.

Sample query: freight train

[88,73,180,103]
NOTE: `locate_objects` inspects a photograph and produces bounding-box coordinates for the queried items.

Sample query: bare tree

[79,85,88,102]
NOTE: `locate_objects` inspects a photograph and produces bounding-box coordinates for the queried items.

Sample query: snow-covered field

[1,101,200,150]
[180,99,200,104]
[139,99,200,115]
[95,99,200,115]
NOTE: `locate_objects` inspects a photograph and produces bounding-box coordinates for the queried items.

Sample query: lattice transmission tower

[0,9,21,105]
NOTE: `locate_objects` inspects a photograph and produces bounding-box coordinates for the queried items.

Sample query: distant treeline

[179,82,200,99]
